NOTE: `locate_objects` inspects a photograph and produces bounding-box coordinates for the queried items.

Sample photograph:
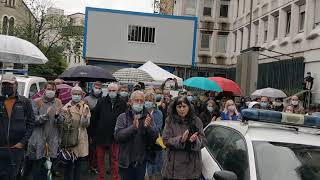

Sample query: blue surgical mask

[260,102,268,108]
[109,92,117,99]
[144,101,154,109]
[72,95,81,103]
[187,96,194,102]
[132,103,144,113]
[119,92,128,97]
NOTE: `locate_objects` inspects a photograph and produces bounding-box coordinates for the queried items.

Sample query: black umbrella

[59,65,116,82]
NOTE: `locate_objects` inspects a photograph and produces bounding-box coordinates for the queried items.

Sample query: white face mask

[291,100,299,106]
[93,88,102,95]
[45,90,56,99]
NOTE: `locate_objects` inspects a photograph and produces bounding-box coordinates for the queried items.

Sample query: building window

[254,22,259,45]
[299,4,305,32]
[128,25,155,43]
[243,0,246,14]
[200,31,211,50]
[315,0,320,28]
[234,32,237,52]
[285,10,291,36]
[240,29,243,50]
[203,0,212,16]
[8,17,14,35]
[217,32,228,53]
[237,0,240,17]
[273,14,279,40]
[220,0,229,17]
[263,19,268,42]
[185,0,197,16]
[2,16,8,35]
[6,0,15,7]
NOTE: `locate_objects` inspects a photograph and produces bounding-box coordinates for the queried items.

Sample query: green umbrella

[183,77,222,92]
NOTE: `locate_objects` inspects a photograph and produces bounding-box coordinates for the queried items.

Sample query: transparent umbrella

[0,35,48,95]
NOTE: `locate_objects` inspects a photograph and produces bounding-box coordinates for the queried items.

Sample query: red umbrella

[208,77,242,96]
[32,84,72,105]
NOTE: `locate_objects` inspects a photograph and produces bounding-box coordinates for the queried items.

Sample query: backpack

[60,102,85,148]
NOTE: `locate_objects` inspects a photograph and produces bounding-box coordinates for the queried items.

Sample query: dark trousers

[64,157,86,180]
[0,148,24,180]
[31,158,47,180]
[119,163,146,180]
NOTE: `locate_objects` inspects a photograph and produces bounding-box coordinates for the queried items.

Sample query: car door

[201,125,236,179]
[216,131,250,180]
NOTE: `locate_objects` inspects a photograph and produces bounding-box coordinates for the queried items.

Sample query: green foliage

[12,1,83,79]
[28,46,67,79]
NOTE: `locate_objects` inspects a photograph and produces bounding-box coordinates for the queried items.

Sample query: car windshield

[17,81,25,96]
[253,141,320,180]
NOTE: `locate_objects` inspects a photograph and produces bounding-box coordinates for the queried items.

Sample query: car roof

[209,120,320,147]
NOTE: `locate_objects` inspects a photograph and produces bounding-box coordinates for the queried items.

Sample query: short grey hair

[130,90,144,100]
[108,83,119,90]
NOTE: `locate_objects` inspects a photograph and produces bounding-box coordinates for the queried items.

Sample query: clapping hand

[144,114,152,128]
[189,132,199,143]
[133,115,140,129]
[181,130,189,143]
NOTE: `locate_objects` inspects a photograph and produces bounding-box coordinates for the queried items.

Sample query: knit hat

[71,85,83,94]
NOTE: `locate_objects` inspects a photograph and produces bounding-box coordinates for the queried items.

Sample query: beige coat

[62,100,91,158]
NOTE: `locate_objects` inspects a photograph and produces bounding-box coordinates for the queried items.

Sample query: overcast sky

[52,0,154,14]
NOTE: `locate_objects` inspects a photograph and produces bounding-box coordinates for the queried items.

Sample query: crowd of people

[1,74,319,180]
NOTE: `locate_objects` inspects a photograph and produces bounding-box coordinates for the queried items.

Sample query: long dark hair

[168,96,196,124]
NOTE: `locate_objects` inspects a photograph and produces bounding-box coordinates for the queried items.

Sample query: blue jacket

[220,111,239,121]
[0,95,35,146]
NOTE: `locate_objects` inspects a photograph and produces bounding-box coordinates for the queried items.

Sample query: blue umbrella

[183,77,222,92]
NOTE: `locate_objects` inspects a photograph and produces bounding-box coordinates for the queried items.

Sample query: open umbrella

[32,84,72,105]
[208,77,242,96]
[183,77,222,92]
[59,65,116,82]
[0,35,48,95]
[113,68,153,83]
[0,35,48,64]
[251,87,287,98]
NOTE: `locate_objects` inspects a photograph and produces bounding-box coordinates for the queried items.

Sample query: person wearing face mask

[144,92,164,180]
[60,85,91,180]
[119,85,129,102]
[273,98,284,112]
[0,74,35,180]
[26,81,63,179]
[220,100,240,120]
[199,100,219,127]
[289,95,305,114]
[259,96,271,110]
[83,81,103,174]
[93,83,127,180]
[114,91,158,180]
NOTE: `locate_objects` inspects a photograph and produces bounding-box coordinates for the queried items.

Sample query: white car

[201,109,320,180]
[1,75,47,98]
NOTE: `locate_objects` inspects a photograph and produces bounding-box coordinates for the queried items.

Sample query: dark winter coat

[0,95,35,147]
[93,95,127,145]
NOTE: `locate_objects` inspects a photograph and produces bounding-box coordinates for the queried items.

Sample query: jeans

[119,163,146,180]
[96,143,120,180]
[64,157,86,180]
[0,148,24,180]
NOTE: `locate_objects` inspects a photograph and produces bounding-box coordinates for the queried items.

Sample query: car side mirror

[213,170,238,180]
